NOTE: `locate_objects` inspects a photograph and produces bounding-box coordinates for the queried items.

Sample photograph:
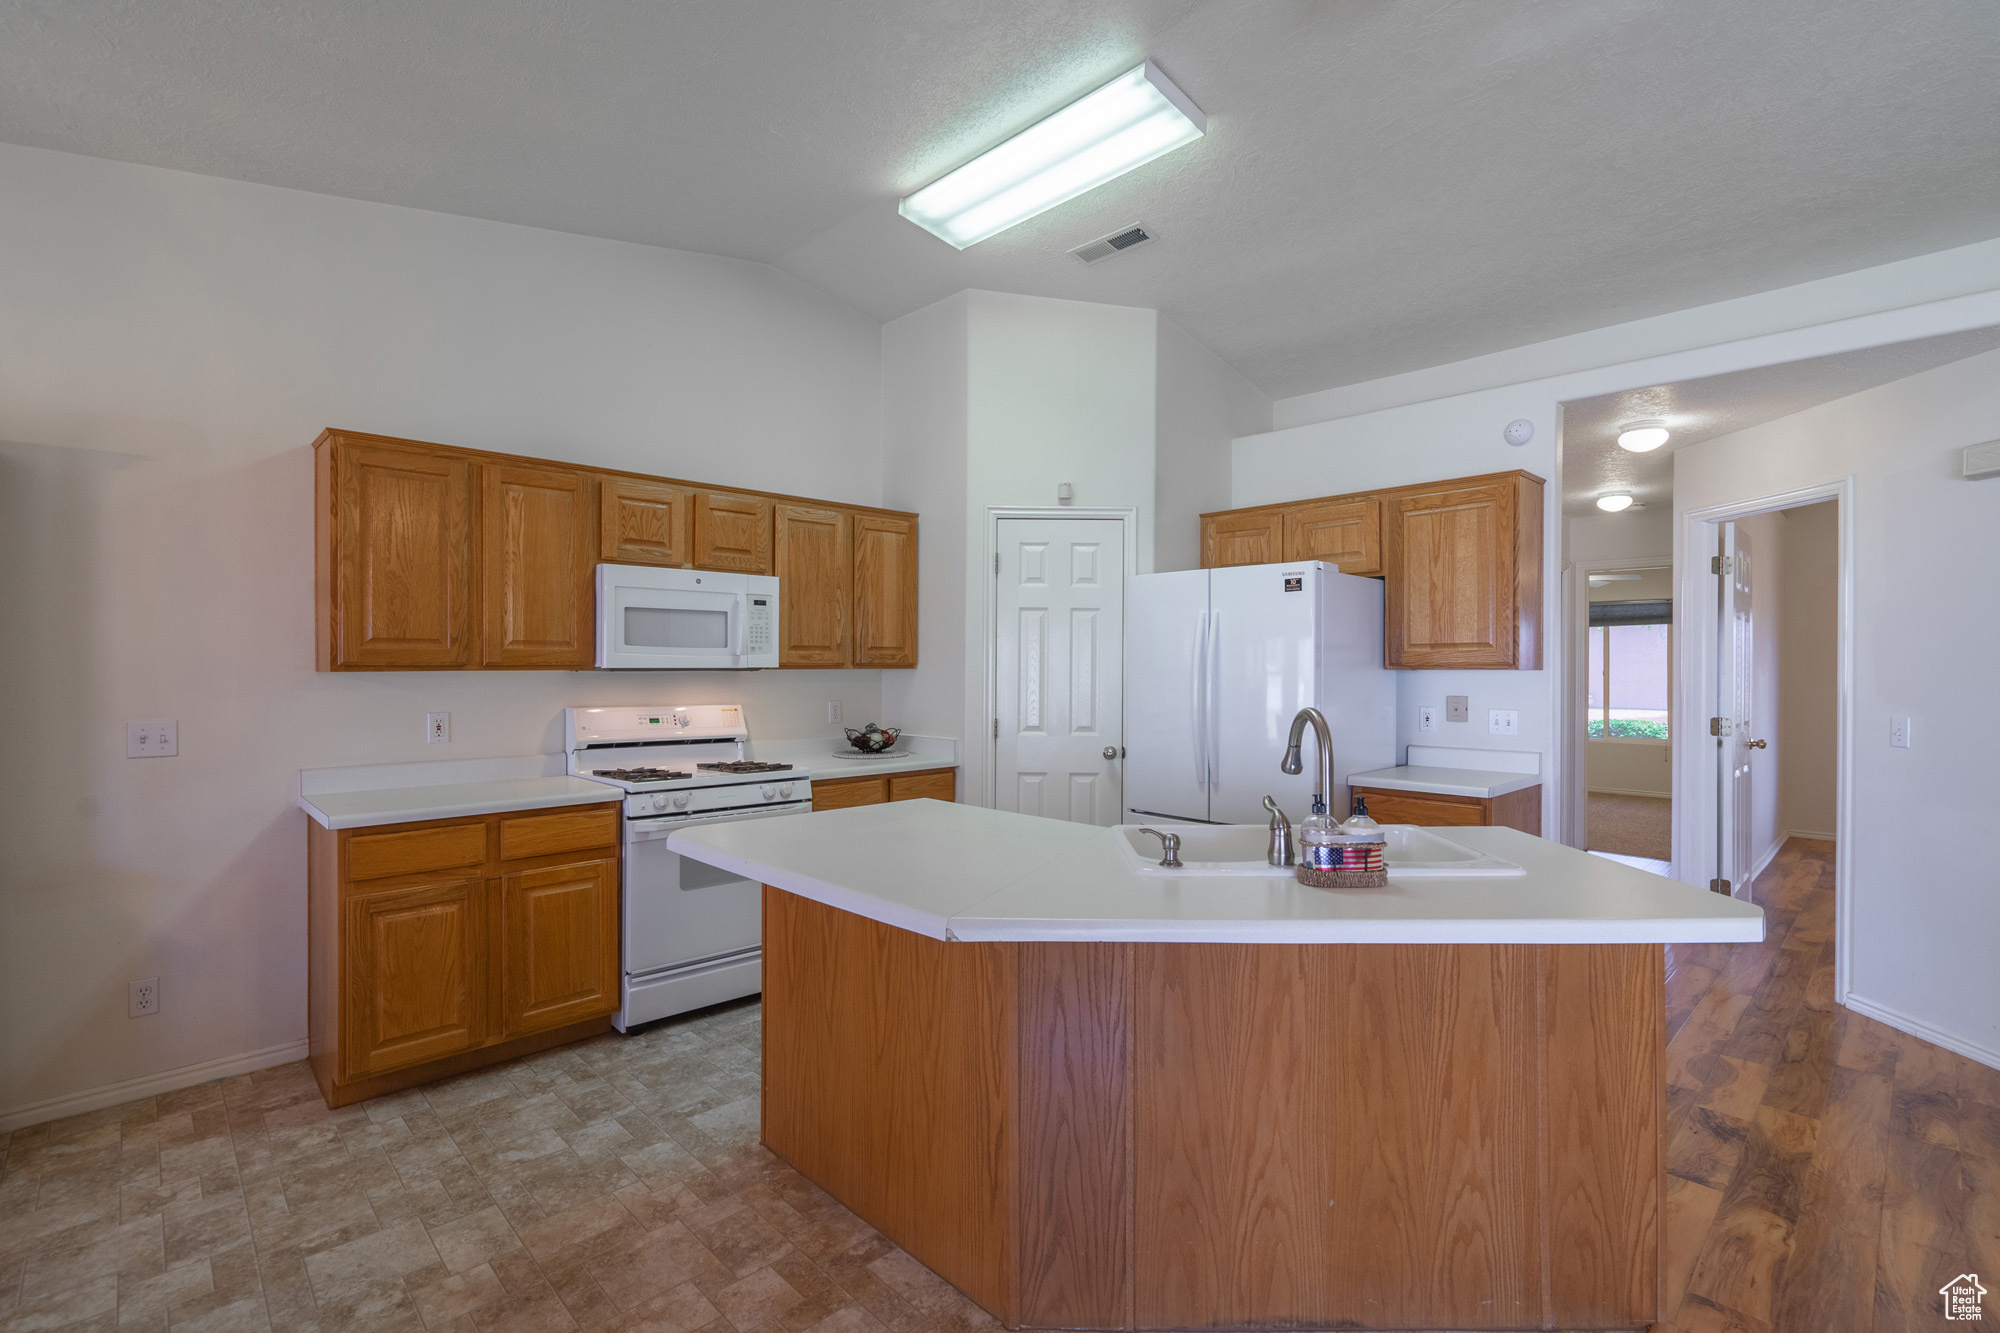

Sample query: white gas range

[566,703,811,1031]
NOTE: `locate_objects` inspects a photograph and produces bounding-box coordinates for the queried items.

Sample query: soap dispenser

[1295,794,1388,889]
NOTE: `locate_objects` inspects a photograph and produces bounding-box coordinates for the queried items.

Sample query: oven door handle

[627,802,812,841]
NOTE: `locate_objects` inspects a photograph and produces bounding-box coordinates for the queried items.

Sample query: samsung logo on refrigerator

[1283,575,1304,592]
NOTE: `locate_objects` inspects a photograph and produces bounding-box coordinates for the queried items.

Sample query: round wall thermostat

[1503,419,1535,447]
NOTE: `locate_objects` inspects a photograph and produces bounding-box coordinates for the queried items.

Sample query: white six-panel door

[1717,521,1755,898]
[994,518,1125,825]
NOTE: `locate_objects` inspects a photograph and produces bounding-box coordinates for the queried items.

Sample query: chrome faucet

[1135,827,1183,868]
[1280,706,1336,815]
[1262,795,1294,867]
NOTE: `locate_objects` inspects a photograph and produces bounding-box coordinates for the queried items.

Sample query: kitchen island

[669,801,1763,1333]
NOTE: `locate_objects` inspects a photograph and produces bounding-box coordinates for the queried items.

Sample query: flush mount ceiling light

[1617,424,1671,453]
[899,61,1206,250]
[1596,493,1636,512]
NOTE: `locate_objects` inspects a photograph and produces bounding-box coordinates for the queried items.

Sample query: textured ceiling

[1559,327,2000,515]
[5,0,2000,397]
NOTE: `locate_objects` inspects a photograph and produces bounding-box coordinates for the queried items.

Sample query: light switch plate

[1417,706,1438,733]
[1890,715,1912,749]
[1446,695,1469,723]
[127,721,177,757]
[1488,709,1520,737]
[426,712,450,744]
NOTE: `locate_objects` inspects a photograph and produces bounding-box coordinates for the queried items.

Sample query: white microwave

[596,564,779,670]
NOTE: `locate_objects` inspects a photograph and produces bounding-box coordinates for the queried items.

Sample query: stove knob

[779,783,795,799]
[673,793,691,810]
[650,793,669,812]
[761,784,778,800]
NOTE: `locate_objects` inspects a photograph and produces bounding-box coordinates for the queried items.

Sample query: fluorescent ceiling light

[900,61,1206,249]
[1588,572,1645,586]
[1596,493,1636,512]
[1617,425,1671,452]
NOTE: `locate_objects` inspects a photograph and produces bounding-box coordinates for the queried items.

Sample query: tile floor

[1,1000,1000,1333]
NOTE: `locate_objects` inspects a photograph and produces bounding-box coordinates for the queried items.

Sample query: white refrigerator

[1124,560,1396,825]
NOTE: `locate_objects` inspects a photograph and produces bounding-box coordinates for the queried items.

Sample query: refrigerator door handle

[1191,610,1210,790]
[1207,611,1221,794]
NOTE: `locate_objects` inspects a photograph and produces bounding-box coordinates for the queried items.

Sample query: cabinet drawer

[499,806,621,862]
[888,769,956,803]
[1353,789,1486,827]
[347,822,488,881]
[813,777,889,811]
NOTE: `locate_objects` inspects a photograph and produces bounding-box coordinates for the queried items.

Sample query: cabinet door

[1284,498,1381,576]
[480,463,596,667]
[692,492,774,574]
[1383,475,1542,669]
[774,504,852,667]
[342,876,486,1079]
[853,513,919,668]
[1200,510,1284,568]
[812,777,889,811]
[888,769,955,802]
[600,478,691,567]
[500,857,620,1037]
[1352,788,1487,827]
[329,442,476,668]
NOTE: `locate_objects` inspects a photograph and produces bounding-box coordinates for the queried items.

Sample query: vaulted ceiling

[6,0,2000,398]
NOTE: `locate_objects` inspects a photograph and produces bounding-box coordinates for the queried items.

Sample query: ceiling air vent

[1070,224,1152,265]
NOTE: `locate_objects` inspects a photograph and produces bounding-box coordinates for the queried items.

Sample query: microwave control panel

[744,597,774,655]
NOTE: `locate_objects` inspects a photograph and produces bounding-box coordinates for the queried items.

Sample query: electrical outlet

[129,977,159,1018]
[127,721,178,757]
[1890,715,1912,749]
[1446,695,1469,724]
[426,712,450,744]
[1417,706,1438,733]
[827,700,842,725]
[1488,709,1520,737]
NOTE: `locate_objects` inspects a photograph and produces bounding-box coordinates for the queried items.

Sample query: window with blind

[1587,600,1671,740]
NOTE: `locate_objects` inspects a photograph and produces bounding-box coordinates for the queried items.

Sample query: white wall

[0,144,889,1123]
[1778,501,1839,838]
[1568,510,1673,564]
[1155,317,1271,573]
[1676,346,2000,1066]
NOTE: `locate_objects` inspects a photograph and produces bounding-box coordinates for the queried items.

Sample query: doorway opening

[1582,561,1675,873]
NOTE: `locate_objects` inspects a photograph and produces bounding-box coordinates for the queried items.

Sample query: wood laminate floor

[1662,837,2000,1331]
[5,835,1992,1333]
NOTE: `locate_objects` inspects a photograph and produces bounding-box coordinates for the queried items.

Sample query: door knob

[1102,746,1119,760]
[1746,738,1768,749]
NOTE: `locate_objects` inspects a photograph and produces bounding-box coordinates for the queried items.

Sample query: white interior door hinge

[1709,878,1732,894]
[993,718,999,739]
[1711,555,1732,575]
[995,553,1001,576]
[1709,716,1733,737]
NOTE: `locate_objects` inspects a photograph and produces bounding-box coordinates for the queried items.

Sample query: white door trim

[1565,554,1673,853]
[979,506,1139,810]
[1674,477,1855,1002]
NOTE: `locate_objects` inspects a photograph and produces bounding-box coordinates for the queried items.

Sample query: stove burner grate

[592,767,692,782]
[695,760,794,774]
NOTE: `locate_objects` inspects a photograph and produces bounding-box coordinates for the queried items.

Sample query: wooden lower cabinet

[763,889,1665,1331]
[810,766,956,812]
[308,802,622,1107]
[1352,782,1542,834]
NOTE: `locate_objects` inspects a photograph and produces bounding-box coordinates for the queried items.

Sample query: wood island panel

[758,887,1665,1332]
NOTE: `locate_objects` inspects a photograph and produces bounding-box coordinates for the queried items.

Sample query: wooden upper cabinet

[599,477,691,567]
[774,503,852,667]
[853,513,919,668]
[341,874,486,1080]
[1284,497,1381,576]
[1382,471,1543,670]
[1200,508,1284,568]
[320,435,476,669]
[479,463,596,668]
[499,857,620,1037]
[693,491,774,574]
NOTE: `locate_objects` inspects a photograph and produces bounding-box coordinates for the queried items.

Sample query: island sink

[1114,821,1524,876]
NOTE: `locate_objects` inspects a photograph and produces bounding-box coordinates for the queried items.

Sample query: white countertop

[1347,764,1542,799]
[667,801,1764,946]
[298,738,960,830]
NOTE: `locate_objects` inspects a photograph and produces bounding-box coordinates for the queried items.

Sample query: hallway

[1662,838,1999,1330]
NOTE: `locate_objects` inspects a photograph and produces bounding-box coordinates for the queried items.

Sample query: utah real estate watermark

[1942,1273,1986,1321]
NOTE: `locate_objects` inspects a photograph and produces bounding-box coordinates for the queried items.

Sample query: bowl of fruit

[844,723,902,754]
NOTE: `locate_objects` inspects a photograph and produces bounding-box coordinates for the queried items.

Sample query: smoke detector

[1070,223,1153,264]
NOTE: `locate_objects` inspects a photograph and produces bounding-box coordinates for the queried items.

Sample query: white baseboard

[1843,993,2000,1075]
[0,1038,309,1134]
[1586,786,1674,799]
[1749,836,1786,883]
[1786,828,1837,842]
